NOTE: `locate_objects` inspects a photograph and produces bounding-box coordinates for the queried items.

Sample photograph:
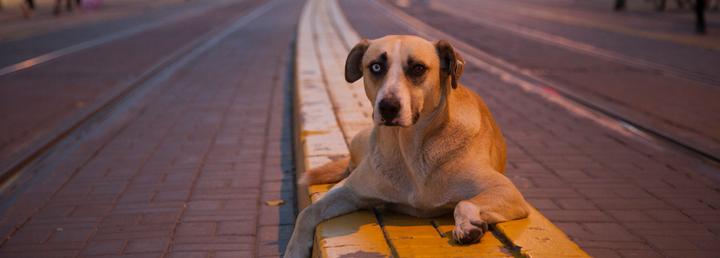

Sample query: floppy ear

[345,39,370,83]
[435,40,464,89]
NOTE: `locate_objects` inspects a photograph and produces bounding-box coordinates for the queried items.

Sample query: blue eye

[371,63,383,73]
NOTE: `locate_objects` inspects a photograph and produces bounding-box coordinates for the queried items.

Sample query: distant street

[0,0,719,257]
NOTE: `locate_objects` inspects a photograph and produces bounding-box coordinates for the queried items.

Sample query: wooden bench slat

[494,206,590,257]
[380,212,512,258]
[313,211,394,258]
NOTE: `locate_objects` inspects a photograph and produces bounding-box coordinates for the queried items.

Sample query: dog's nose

[378,98,401,121]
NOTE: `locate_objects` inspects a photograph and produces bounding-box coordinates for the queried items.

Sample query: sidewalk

[0,0,301,257]
[0,0,257,186]
[339,0,720,257]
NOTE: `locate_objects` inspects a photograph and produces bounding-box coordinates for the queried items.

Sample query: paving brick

[71,205,113,217]
[139,212,181,225]
[47,226,95,243]
[216,221,256,236]
[606,210,654,222]
[35,205,77,218]
[542,210,614,222]
[581,223,642,241]
[258,225,293,242]
[555,198,598,210]
[6,226,54,245]
[683,209,720,223]
[153,191,191,202]
[81,240,127,256]
[185,201,223,211]
[168,252,209,258]
[591,198,671,210]
[124,238,170,254]
[170,243,253,252]
[617,249,663,257]
[0,250,77,258]
[684,235,720,250]
[258,203,295,226]
[643,235,697,250]
[176,222,216,236]
[574,240,653,250]
[644,210,692,222]
[662,250,718,258]
[1,241,86,253]
[214,251,254,258]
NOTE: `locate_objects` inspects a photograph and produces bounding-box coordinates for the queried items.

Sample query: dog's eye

[370,63,384,74]
[410,64,426,77]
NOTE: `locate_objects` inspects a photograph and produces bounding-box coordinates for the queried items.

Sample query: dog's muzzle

[378,98,401,125]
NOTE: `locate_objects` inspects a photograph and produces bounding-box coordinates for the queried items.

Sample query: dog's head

[345,35,464,127]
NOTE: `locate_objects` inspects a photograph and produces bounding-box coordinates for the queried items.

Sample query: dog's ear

[435,40,464,89]
[345,39,370,83]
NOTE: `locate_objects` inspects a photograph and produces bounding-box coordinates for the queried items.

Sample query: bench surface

[307,184,589,258]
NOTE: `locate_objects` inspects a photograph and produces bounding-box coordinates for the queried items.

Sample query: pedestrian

[53,0,82,16]
[614,0,625,11]
[21,0,35,18]
[696,0,706,34]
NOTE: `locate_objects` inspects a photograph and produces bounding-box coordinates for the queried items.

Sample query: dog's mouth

[382,121,400,126]
[378,112,420,127]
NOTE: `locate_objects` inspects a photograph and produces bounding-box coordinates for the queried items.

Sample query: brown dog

[284,35,529,258]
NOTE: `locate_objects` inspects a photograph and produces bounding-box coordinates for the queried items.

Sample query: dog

[284,35,529,258]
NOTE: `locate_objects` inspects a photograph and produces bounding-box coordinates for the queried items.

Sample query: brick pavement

[340,1,720,257]
[0,0,302,257]
[0,0,264,181]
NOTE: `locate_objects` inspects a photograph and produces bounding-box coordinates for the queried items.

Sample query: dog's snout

[378,98,401,121]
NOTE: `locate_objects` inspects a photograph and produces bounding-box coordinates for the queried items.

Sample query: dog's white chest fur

[371,139,456,215]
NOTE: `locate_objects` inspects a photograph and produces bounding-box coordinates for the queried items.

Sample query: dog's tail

[298,156,351,186]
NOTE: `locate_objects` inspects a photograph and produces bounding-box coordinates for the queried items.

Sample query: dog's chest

[408,188,452,209]
[391,189,455,217]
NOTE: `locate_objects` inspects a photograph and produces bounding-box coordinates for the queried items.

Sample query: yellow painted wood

[307,184,393,258]
[494,205,591,258]
[313,211,394,258]
[380,212,512,258]
[308,183,333,202]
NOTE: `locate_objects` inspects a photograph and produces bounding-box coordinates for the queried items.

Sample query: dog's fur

[285,35,529,258]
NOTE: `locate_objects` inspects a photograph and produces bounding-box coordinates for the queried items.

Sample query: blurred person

[53,0,82,15]
[697,0,706,33]
[21,0,35,18]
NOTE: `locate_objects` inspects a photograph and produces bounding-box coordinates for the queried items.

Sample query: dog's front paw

[452,219,488,245]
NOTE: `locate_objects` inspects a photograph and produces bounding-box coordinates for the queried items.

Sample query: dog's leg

[453,172,529,244]
[284,183,370,258]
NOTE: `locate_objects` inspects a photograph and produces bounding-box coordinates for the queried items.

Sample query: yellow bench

[300,183,589,258]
